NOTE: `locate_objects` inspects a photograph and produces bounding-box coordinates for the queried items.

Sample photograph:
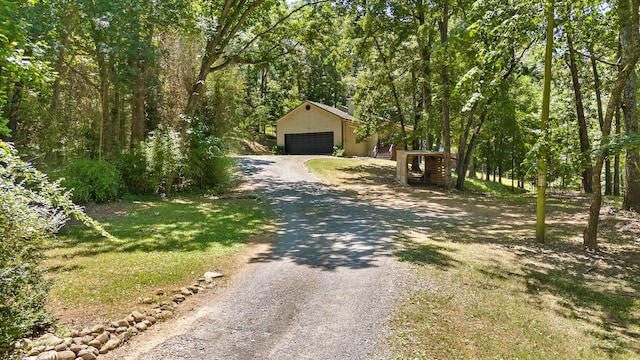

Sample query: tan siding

[343,122,374,157]
[276,104,343,147]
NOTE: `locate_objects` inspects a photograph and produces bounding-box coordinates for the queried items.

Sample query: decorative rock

[205,283,217,289]
[118,331,131,342]
[115,319,129,327]
[88,346,100,355]
[142,320,152,327]
[44,346,55,351]
[94,332,109,345]
[160,303,174,311]
[27,345,45,356]
[90,325,104,335]
[127,326,138,335]
[179,287,193,296]
[36,350,58,360]
[155,289,165,296]
[142,297,154,304]
[131,310,145,322]
[40,333,64,347]
[203,271,223,283]
[23,357,38,360]
[145,315,157,324]
[106,327,116,333]
[76,349,97,360]
[57,350,76,360]
[134,322,148,331]
[54,343,68,351]
[80,328,91,337]
[116,326,128,334]
[99,338,121,354]
[88,339,102,348]
[126,315,136,325]
[81,335,93,345]
[70,329,80,337]
[73,337,83,345]
[69,343,82,354]
[156,310,173,319]
[187,285,199,293]
[173,294,186,303]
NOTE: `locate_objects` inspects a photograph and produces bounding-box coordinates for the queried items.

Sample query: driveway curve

[106,156,412,359]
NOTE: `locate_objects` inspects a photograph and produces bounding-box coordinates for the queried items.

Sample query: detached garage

[276,101,377,157]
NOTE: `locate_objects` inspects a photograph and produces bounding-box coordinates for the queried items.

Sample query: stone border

[14,272,223,360]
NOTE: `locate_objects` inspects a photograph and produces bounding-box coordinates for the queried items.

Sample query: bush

[272,145,285,155]
[61,158,122,203]
[112,147,158,195]
[333,145,345,157]
[0,142,110,356]
[188,129,234,192]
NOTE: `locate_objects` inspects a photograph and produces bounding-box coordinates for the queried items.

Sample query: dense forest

[3,1,640,240]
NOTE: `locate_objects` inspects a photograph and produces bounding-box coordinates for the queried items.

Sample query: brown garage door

[284,132,334,155]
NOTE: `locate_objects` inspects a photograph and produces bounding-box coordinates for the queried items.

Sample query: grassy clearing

[305,157,640,359]
[44,194,270,325]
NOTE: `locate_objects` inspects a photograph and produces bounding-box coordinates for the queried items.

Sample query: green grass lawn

[306,157,640,359]
[44,194,271,323]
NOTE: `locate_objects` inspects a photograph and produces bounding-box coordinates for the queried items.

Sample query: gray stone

[115,319,129,327]
[70,329,80,337]
[188,285,199,293]
[134,322,148,331]
[142,320,152,327]
[131,310,145,322]
[145,315,157,324]
[40,333,64,347]
[126,315,136,325]
[87,339,102,348]
[160,304,174,311]
[106,327,116,333]
[69,343,82,354]
[203,271,223,283]
[36,350,58,360]
[99,338,121,354]
[142,297,153,304]
[116,326,128,334]
[127,326,138,336]
[173,294,186,303]
[44,346,55,351]
[154,289,165,296]
[27,345,45,356]
[94,332,109,345]
[54,343,68,351]
[76,350,97,360]
[88,346,100,355]
[179,287,193,296]
[57,350,76,360]
[118,331,131,342]
[73,337,83,345]
[90,325,104,335]
[156,310,173,319]
[80,328,91,337]
[81,335,93,345]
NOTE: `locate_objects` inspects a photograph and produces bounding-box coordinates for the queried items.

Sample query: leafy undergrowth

[306,157,640,359]
[44,194,271,328]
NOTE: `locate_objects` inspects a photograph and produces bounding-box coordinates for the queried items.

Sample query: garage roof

[306,101,354,122]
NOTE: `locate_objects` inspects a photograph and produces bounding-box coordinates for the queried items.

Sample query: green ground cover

[44,194,270,323]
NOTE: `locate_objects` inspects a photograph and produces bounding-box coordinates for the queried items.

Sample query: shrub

[272,145,285,155]
[0,142,110,356]
[61,158,122,203]
[145,127,188,194]
[112,147,158,195]
[188,128,234,192]
[333,145,345,157]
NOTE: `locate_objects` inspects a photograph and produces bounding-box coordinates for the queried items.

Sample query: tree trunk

[131,61,146,147]
[537,0,554,243]
[5,81,23,141]
[567,31,593,193]
[623,69,640,210]
[614,106,621,196]
[591,51,611,195]
[439,2,452,190]
[584,0,640,249]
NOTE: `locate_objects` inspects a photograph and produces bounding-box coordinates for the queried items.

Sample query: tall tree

[537,0,554,244]
[584,0,640,249]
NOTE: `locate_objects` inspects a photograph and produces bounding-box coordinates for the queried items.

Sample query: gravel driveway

[107,156,412,359]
